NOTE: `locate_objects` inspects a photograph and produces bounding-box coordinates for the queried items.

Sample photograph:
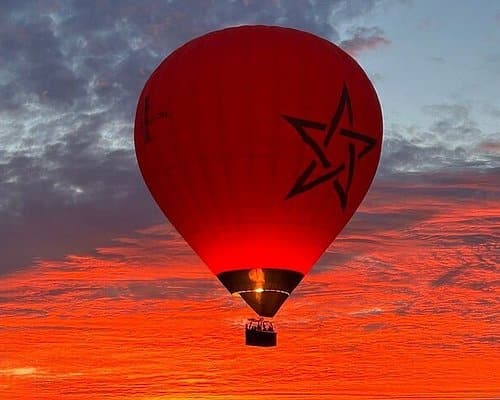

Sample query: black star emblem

[142,95,168,143]
[283,83,377,209]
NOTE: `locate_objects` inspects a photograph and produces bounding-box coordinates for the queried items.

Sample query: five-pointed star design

[282,83,377,209]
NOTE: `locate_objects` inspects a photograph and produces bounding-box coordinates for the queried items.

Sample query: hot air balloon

[134,25,383,347]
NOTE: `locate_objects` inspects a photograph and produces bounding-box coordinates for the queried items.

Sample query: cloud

[339,26,390,56]
[0,308,47,317]
[475,335,498,344]
[0,139,163,273]
[87,278,220,301]
[0,14,85,109]
[431,267,465,287]
[0,366,83,380]
[378,102,500,178]
[349,307,383,317]
[428,56,445,63]
[1,0,497,278]
[0,367,37,377]
[379,137,484,175]
[477,140,500,154]
[0,158,497,398]
[362,322,386,331]
[0,0,387,273]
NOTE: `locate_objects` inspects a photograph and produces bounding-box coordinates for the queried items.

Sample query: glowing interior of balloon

[134,25,383,317]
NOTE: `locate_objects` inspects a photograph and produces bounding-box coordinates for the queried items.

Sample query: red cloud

[0,171,498,399]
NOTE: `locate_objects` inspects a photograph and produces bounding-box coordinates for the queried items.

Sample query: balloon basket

[245,318,277,347]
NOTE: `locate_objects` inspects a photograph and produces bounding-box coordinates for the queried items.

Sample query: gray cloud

[380,137,486,175]
[379,101,500,178]
[87,278,220,301]
[362,322,386,331]
[339,26,390,56]
[0,308,47,318]
[0,132,163,271]
[3,0,498,279]
[0,13,85,109]
[0,277,219,304]
[0,0,386,273]
[431,267,465,287]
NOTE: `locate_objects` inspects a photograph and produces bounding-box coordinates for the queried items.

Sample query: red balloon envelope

[135,25,383,319]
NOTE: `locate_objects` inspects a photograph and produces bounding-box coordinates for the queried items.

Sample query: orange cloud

[0,177,498,399]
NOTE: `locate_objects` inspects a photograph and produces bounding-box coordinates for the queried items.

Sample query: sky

[0,0,499,399]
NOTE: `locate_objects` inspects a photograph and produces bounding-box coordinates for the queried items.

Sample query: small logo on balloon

[142,96,169,144]
[283,83,377,209]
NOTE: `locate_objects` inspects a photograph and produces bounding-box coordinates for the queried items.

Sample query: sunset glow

[1,1,499,399]
[1,177,498,399]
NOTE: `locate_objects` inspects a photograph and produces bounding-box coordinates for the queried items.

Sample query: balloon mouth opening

[218,268,303,317]
[232,288,290,296]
